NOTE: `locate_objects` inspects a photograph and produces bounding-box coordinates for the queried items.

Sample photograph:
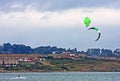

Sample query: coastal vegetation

[1,57,120,72]
[0,43,120,72]
[0,43,120,57]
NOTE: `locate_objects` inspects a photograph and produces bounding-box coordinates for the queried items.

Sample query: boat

[11,75,26,79]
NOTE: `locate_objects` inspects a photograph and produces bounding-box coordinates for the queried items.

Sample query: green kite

[84,17,91,27]
[88,27,101,41]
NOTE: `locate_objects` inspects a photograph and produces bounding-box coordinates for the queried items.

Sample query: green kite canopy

[88,27,101,41]
[84,17,91,27]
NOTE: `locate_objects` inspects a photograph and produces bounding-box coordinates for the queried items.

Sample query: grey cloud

[0,0,120,12]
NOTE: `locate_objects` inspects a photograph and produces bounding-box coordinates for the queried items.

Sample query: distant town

[0,43,120,72]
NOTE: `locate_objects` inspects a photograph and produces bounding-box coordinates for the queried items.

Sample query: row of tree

[0,43,120,57]
[87,48,115,56]
[0,43,77,54]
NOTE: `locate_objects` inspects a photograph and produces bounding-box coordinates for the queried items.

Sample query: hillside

[2,58,119,72]
[43,58,120,72]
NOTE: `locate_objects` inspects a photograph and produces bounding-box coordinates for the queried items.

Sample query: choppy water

[0,72,120,81]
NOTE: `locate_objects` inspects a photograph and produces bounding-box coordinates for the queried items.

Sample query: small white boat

[11,75,26,79]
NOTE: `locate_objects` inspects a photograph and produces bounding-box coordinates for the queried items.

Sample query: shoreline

[1,70,120,73]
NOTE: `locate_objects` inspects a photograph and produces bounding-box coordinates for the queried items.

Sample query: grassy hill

[1,58,120,72]
[42,58,120,72]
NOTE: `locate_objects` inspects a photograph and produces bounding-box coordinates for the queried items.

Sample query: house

[50,52,79,59]
[0,54,40,66]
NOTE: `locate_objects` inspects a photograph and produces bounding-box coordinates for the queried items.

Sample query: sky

[0,0,120,51]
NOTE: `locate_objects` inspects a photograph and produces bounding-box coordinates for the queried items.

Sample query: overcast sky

[0,0,120,51]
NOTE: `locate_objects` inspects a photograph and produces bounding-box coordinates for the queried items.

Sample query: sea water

[0,72,120,81]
